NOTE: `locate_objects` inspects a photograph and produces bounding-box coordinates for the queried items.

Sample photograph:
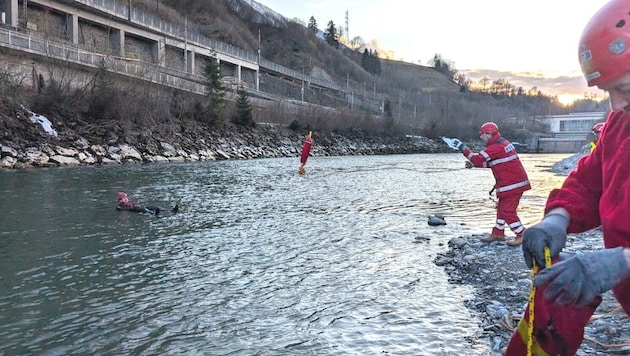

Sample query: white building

[534,112,607,153]
[543,112,607,135]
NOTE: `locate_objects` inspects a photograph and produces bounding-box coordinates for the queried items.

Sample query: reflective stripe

[497,180,530,193]
[488,153,519,167]
[513,225,525,234]
[509,221,525,234]
[516,318,550,356]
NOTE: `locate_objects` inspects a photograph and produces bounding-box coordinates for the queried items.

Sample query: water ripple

[0,153,572,354]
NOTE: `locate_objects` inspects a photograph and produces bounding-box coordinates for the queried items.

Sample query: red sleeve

[545,130,605,234]
[463,148,489,167]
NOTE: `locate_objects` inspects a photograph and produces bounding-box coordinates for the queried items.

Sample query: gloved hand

[522,213,569,269]
[465,160,473,169]
[450,138,468,151]
[534,247,630,305]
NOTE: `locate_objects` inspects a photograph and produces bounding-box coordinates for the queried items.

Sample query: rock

[413,236,430,243]
[118,144,142,161]
[435,229,623,355]
[55,146,79,156]
[49,155,80,165]
[1,111,449,170]
[1,145,17,157]
[1,156,17,168]
[428,214,446,226]
[215,149,230,160]
[89,144,107,157]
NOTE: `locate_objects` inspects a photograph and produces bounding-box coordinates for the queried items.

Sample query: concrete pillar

[112,28,124,57]
[237,64,241,82]
[187,49,195,74]
[2,0,18,26]
[69,13,78,44]
[153,38,165,66]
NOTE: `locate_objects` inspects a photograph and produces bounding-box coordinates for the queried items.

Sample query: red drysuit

[506,110,630,355]
[463,133,531,236]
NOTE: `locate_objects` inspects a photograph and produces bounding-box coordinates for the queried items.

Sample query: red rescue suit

[506,110,630,355]
[463,133,531,236]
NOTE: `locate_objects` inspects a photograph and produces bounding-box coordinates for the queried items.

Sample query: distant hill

[154,0,460,100]
[117,1,603,139]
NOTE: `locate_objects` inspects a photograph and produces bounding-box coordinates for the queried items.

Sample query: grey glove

[452,139,468,151]
[534,247,630,305]
[465,161,473,169]
[522,213,569,269]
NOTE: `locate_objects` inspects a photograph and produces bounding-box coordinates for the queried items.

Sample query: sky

[255,0,612,105]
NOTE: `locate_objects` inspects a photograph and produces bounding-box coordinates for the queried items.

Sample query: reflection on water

[0,153,571,355]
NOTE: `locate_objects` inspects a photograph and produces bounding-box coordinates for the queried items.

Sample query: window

[559,119,601,132]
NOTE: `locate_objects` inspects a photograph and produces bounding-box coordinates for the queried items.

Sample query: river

[0,153,571,355]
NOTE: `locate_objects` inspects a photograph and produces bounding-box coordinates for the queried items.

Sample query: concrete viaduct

[0,0,343,97]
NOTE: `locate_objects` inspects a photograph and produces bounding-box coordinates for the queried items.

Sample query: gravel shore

[435,152,630,355]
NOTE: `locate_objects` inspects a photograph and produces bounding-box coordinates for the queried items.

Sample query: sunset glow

[258,0,611,105]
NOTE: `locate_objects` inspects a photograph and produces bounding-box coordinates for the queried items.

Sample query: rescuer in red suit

[505,1,630,354]
[450,122,531,247]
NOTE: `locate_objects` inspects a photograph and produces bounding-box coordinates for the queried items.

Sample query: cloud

[364,39,396,60]
[461,69,607,103]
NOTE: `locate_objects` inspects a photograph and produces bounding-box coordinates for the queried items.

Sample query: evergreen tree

[360,49,381,75]
[371,50,382,75]
[204,59,226,125]
[429,53,457,82]
[324,20,339,48]
[308,16,318,34]
[232,87,255,127]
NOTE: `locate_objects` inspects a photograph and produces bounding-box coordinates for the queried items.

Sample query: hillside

[141,0,571,140]
[146,0,460,105]
[3,0,604,147]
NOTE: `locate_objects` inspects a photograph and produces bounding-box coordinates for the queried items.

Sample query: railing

[0,27,207,94]
[69,0,343,92]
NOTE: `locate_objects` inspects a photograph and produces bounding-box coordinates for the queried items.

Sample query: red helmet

[579,0,630,87]
[479,122,499,135]
[592,122,605,133]
[117,192,128,201]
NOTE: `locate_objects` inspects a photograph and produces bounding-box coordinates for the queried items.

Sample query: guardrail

[69,0,343,92]
[0,27,207,94]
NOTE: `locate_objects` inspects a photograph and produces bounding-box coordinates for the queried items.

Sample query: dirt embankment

[0,105,449,169]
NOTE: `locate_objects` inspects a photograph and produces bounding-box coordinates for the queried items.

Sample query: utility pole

[257,28,261,91]
[345,10,349,43]
[184,15,188,71]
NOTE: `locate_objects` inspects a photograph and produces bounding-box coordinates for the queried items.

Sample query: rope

[527,247,551,356]
[310,166,468,178]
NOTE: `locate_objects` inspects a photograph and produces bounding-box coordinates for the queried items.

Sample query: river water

[0,153,571,355]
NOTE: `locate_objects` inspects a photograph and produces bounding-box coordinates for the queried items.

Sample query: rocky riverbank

[0,107,448,169]
[435,152,630,355]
